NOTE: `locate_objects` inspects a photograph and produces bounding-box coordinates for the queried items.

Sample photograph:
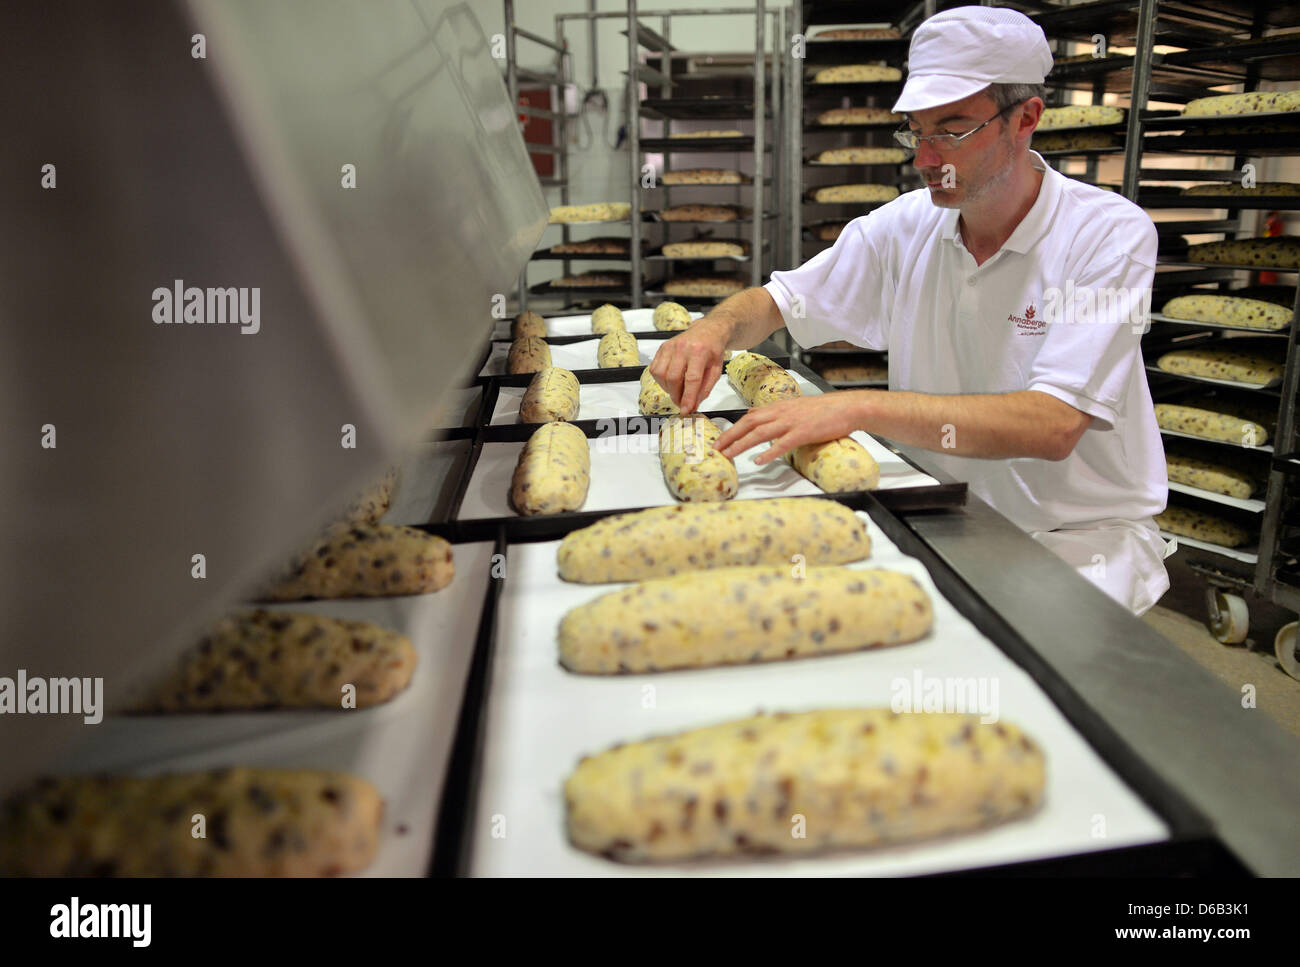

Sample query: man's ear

[1017,97,1044,142]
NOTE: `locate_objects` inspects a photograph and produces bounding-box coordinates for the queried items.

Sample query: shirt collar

[939,150,1059,253]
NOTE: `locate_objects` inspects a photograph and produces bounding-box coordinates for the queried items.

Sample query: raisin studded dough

[1181,182,1300,197]
[812,27,900,39]
[662,239,749,258]
[1030,130,1120,151]
[511,311,546,340]
[1155,396,1275,446]
[132,610,417,712]
[652,301,693,331]
[565,709,1044,862]
[549,237,629,255]
[340,466,398,525]
[811,64,902,83]
[508,335,552,374]
[0,768,383,876]
[1036,105,1124,130]
[260,524,454,601]
[664,276,746,298]
[559,565,931,674]
[659,205,741,222]
[727,351,800,406]
[1161,295,1291,331]
[813,146,906,164]
[658,414,738,502]
[1156,345,1284,385]
[548,202,631,223]
[668,129,744,139]
[811,184,899,204]
[662,168,745,185]
[638,367,679,416]
[591,304,626,335]
[554,271,632,288]
[1183,90,1300,118]
[789,438,880,492]
[1155,505,1252,548]
[510,422,591,516]
[520,367,581,423]
[1164,449,1256,499]
[1185,237,1300,270]
[597,330,640,367]
[815,107,902,126]
[557,497,871,583]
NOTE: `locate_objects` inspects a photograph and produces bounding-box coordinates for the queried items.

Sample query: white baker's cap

[892,6,1053,113]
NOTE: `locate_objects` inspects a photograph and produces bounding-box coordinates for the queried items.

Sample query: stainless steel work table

[892,440,1300,877]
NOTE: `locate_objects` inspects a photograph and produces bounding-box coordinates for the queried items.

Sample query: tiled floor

[1142,605,1300,740]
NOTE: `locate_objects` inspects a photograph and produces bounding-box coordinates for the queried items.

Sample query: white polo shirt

[765,154,1170,612]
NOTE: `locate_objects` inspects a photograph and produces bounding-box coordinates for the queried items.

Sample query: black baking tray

[640,96,769,120]
[640,135,767,152]
[429,483,1240,875]
[1140,192,1300,209]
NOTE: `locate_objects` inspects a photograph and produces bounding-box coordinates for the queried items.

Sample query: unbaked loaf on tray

[565,709,1044,862]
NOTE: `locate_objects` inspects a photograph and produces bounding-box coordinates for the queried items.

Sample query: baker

[648,6,1171,615]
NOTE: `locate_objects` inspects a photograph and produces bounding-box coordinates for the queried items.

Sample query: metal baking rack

[623,3,783,306]
[425,345,1242,875]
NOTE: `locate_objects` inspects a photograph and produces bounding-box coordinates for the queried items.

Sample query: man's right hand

[647,315,731,414]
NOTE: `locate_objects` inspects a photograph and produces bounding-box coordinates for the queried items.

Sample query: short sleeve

[1026,225,1157,428]
[762,211,894,351]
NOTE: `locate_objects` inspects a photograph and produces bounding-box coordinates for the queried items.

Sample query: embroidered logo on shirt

[1008,302,1045,335]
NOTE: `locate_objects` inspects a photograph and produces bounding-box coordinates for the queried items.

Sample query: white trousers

[1030,518,1172,617]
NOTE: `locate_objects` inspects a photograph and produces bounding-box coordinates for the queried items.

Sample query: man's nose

[913,139,943,169]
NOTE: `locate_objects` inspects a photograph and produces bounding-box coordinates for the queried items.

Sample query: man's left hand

[715,392,867,465]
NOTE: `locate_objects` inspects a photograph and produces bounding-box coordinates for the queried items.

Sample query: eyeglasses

[893,101,1024,152]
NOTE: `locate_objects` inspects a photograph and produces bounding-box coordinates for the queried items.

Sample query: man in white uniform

[649,6,1171,614]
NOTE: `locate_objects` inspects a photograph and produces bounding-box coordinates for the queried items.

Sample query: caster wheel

[1275,622,1300,681]
[1206,589,1249,644]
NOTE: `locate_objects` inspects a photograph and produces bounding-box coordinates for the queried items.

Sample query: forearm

[700,287,786,350]
[854,389,1088,461]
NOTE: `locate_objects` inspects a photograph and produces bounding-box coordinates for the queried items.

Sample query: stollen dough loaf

[813,146,906,164]
[652,301,693,331]
[597,330,640,367]
[520,367,581,423]
[565,709,1043,862]
[812,27,900,39]
[511,311,546,340]
[658,414,737,502]
[662,239,749,258]
[788,438,881,492]
[510,422,590,515]
[556,497,871,583]
[1037,105,1124,130]
[811,184,899,204]
[1186,237,1300,269]
[508,335,552,374]
[132,610,417,712]
[549,202,631,223]
[554,271,631,288]
[669,129,744,138]
[1155,505,1251,547]
[340,466,398,525]
[1156,345,1284,385]
[1183,90,1300,118]
[811,64,902,83]
[660,204,741,222]
[1164,449,1256,499]
[549,237,629,255]
[664,276,746,298]
[638,367,679,416]
[558,566,933,674]
[0,768,383,876]
[1161,294,1291,331]
[727,351,800,406]
[1030,130,1120,151]
[259,525,454,601]
[662,168,745,185]
[591,304,627,335]
[815,107,902,126]
[1154,396,1274,446]
[1181,182,1300,197]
